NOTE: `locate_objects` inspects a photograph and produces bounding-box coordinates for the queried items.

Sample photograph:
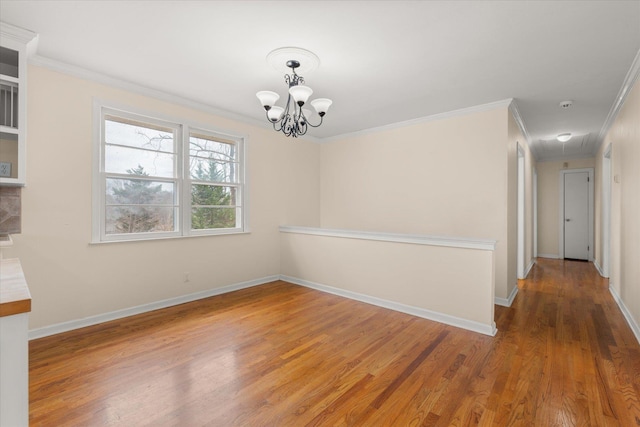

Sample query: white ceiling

[1,1,639,161]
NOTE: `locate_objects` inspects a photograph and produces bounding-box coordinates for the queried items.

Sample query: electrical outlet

[184,272,190,283]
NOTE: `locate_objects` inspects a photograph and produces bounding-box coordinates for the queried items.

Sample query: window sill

[89,230,251,245]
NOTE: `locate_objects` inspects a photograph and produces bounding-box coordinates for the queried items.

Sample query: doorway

[558,168,594,260]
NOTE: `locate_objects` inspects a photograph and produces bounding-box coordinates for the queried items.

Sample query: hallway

[494,258,640,425]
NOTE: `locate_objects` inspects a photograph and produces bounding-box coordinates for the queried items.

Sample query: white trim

[88,230,252,245]
[495,285,519,307]
[29,54,274,133]
[593,260,605,277]
[0,21,38,46]
[537,253,560,259]
[533,168,538,258]
[517,144,525,279]
[595,48,640,155]
[281,275,497,336]
[24,53,523,146]
[558,168,594,260]
[242,135,251,232]
[26,44,640,150]
[28,275,279,340]
[508,100,532,145]
[279,226,497,251]
[609,285,640,345]
[91,99,248,243]
[601,144,612,277]
[0,23,36,187]
[317,99,514,143]
[524,259,535,278]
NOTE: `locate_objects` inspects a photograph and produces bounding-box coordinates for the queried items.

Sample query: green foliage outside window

[191,160,236,230]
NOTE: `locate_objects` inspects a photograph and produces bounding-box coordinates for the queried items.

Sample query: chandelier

[256,49,332,138]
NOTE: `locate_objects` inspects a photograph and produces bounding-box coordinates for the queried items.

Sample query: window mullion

[105,142,175,156]
[98,106,110,242]
[182,125,191,235]
[104,171,177,183]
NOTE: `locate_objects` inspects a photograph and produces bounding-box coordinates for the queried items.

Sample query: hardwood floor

[29,259,640,426]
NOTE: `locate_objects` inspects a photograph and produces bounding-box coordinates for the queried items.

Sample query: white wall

[6,65,321,329]
[595,73,640,341]
[280,228,496,334]
[536,158,595,258]
[319,105,529,301]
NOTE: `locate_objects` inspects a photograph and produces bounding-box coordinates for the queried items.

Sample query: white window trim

[92,99,248,243]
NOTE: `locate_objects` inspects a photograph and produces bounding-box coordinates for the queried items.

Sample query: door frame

[533,167,538,259]
[602,144,612,276]
[517,144,525,279]
[558,167,594,260]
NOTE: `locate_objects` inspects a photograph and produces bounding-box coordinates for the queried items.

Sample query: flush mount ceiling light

[559,100,573,109]
[557,133,572,142]
[256,47,332,138]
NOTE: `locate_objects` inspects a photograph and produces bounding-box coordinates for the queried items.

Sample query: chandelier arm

[295,105,308,136]
[304,115,324,128]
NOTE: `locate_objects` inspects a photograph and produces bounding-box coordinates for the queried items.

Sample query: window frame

[185,127,245,236]
[92,101,247,243]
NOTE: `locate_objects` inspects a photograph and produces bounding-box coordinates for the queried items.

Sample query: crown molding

[28,54,329,143]
[0,21,37,45]
[24,50,542,148]
[596,48,640,153]
[508,99,532,145]
[320,98,514,143]
[28,54,271,130]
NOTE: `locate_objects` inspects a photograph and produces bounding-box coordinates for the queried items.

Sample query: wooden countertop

[0,258,31,317]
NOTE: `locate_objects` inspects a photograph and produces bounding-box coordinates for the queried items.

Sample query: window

[93,104,245,242]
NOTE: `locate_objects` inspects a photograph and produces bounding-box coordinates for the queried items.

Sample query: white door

[564,172,589,260]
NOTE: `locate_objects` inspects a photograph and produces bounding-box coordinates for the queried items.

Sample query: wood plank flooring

[29,259,640,426]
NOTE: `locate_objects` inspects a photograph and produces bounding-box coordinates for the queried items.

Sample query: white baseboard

[537,253,560,259]
[523,259,535,278]
[495,285,519,307]
[280,275,497,337]
[609,284,640,345]
[29,275,279,340]
[593,260,607,277]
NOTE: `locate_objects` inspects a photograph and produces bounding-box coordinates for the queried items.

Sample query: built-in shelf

[0,23,37,187]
